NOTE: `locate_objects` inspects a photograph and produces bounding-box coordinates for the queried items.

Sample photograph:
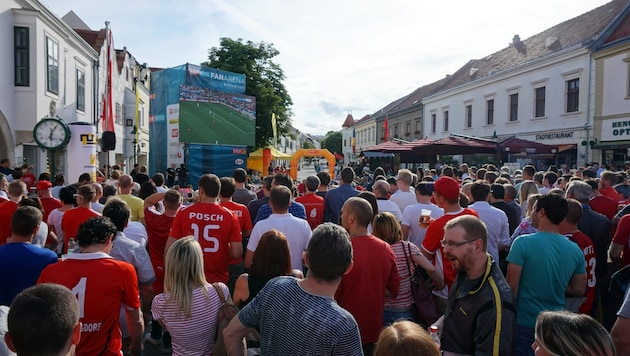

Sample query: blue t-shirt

[238,276,362,355]
[0,243,58,306]
[507,231,586,327]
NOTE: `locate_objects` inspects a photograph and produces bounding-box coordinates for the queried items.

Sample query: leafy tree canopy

[320,131,342,155]
[202,38,293,149]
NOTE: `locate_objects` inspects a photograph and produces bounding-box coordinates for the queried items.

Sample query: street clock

[33,117,71,150]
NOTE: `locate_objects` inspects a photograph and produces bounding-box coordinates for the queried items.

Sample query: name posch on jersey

[188,212,225,221]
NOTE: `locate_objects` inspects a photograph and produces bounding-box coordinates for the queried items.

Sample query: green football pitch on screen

[178,100,255,146]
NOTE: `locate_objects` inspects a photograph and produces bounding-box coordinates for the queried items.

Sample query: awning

[360,151,394,158]
[499,137,558,154]
[248,146,293,159]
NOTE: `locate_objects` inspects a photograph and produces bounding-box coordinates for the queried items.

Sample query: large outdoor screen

[178,84,256,146]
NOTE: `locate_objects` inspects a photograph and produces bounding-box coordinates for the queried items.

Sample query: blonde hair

[372,212,403,244]
[163,236,209,318]
[535,310,615,356]
[374,320,440,356]
[525,194,542,218]
[519,180,538,206]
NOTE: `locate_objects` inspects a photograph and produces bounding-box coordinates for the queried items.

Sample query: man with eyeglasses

[421,176,478,312]
[506,194,586,356]
[61,184,100,253]
[432,215,515,355]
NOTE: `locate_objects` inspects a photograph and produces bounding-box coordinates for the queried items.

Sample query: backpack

[212,283,246,356]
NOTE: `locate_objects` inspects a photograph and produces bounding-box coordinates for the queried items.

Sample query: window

[14,27,29,86]
[46,36,59,94]
[76,69,85,111]
[465,105,472,128]
[116,103,122,125]
[415,120,420,133]
[535,87,546,118]
[405,122,410,135]
[394,125,399,137]
[344,139,347,147]
[486,100,494,125]
[566,78,579,113]
[431,114,436,133]
[509,93,519,121]
[443,111,449,131]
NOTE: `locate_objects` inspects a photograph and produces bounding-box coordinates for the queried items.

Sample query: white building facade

[0,0,97,179]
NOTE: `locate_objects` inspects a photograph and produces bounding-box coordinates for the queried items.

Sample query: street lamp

[130,125,138,165]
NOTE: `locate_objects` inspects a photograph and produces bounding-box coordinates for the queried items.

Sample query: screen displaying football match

[178,84,256,146]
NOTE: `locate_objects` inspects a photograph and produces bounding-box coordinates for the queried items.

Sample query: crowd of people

[2,156,630,355]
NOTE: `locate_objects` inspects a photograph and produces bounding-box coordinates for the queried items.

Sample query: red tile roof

[342,113,355,128]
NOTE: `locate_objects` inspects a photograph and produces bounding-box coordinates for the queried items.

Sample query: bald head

[373,180,390,198]
[343,197,374,228]
[118,174,133,192]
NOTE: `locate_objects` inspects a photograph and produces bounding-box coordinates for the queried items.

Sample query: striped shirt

[152,283,228,356]
[238,276,362,355]
[384,241,419,309]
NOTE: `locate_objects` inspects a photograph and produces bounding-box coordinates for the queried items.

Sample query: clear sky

[45,0,610,136]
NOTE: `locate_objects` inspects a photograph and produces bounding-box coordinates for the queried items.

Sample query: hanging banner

[166,103,185,168]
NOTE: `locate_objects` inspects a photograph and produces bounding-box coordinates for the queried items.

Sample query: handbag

[403,241,440,327]
[211,283,261,356]
[212,283,245,356]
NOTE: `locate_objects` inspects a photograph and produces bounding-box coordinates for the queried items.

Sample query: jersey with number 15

[37,253,140,356]
[169,202,242,283]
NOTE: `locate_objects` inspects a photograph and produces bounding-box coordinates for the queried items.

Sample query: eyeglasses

[440,239,475,248]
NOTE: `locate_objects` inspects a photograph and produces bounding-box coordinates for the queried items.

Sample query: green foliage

[320,131,342,155]
[202,38,293,149]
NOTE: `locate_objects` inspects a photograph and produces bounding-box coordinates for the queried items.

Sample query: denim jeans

[383,307,416,326]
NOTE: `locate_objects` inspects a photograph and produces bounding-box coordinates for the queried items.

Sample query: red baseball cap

[36,180,52,190]
[433,176,460,200]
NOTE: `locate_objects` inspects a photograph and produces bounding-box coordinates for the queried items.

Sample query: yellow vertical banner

[271,113,278,148]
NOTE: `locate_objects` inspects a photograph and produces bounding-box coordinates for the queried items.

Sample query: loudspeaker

[101,131,116,151]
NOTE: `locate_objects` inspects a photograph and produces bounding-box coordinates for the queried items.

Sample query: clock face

[33,118,70,149]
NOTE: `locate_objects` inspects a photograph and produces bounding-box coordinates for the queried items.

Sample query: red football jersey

[566,231,596,314]
[38,253,140,356]
[220,201,252,265]
[295,194,325,230]
[0,201,18,245]
[40,197,63,222]
[61,207,100,251]
[169,203,242,283]
[144,206,176,294]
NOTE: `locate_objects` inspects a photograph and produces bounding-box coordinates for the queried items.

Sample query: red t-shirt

[169,203,242,283]
[295,193,325,230]
[600,187,623,203]
[613,214,630,267]
[422,208,479,290]
[40,197,63,223]
[566,231,596,314]
[144,206,176,293]
[0,201,18,245]
[38,253,140,356]
[589,195,617,221]
[61,207,100,251]
[220,201,252,265]
[335,235,399,344]
[21,173,36,188]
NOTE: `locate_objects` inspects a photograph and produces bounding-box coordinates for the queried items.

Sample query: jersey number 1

[71,277,87,318]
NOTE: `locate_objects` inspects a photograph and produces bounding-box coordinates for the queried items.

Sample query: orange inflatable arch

[289,149,336,181]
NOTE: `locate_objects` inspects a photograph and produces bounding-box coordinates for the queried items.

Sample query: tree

[202,38,293,149]
[320,131,342,155]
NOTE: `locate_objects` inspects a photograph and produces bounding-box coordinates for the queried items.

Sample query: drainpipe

[584,53,593,165]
